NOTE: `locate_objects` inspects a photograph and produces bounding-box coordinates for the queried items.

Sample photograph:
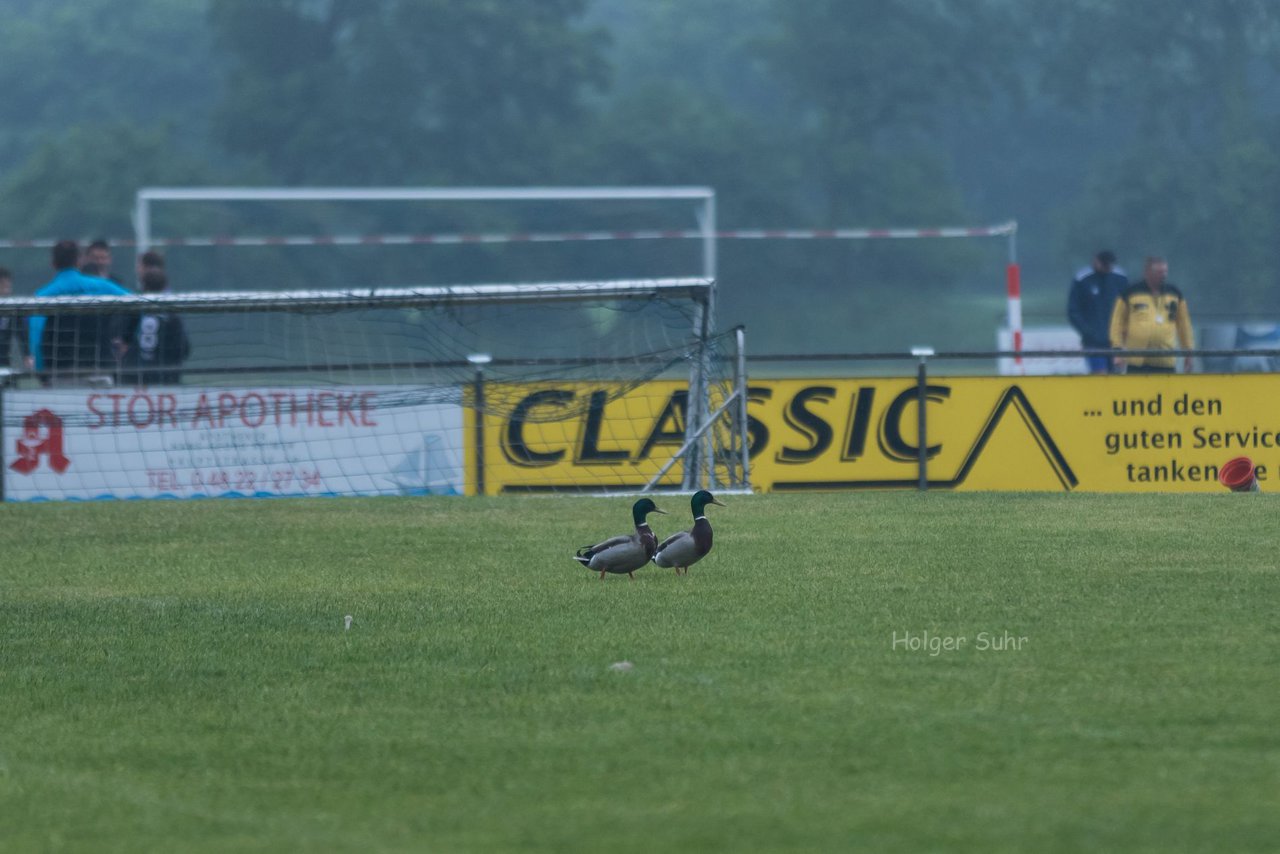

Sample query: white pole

[134,194,150,254]
[735,326,751,491]
[135,186,716,203]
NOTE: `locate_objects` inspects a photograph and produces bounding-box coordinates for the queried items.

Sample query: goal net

[1,186,752,502]
[0,280,749,501]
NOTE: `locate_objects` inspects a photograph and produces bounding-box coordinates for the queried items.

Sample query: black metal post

[473,366,485,497]
[0,381,5,503]
[912,347,934,491]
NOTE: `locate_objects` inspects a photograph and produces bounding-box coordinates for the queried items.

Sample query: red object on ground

[1218,456,1258,492]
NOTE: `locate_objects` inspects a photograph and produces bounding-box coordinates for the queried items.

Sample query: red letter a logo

[11,409,71,474]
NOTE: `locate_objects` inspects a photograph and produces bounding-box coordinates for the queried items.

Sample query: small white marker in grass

[608,661,633,672]
[344,615,353,631]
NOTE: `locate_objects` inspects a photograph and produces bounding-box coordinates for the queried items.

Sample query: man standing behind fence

[120,265,190,386]
[32,239,131,384]
[1110,256,1195,374]
[1068,250,1127,373]
[81,238,124,286]
[0,267,34,375]
[135,249,165,289]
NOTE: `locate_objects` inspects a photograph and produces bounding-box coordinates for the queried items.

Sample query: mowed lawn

[2,492,1278,853]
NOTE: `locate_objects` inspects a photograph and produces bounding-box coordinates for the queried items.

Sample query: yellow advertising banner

[477,381,690,494]
[476,375,1280,493]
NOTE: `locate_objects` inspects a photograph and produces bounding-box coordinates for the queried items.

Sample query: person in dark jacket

[1068,250,1128,373]
[120,267,191,386]
[0,267,33,373]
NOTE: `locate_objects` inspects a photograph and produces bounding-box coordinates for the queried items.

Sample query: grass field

[3,492,1278,852]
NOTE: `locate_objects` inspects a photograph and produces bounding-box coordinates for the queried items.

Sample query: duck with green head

[572,497,667,579]
[654,490,725,576]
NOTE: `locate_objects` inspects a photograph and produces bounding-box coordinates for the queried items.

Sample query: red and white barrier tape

[0,223,1015,250]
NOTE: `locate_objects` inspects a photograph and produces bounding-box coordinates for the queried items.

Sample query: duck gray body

[654,490,725,576]
[575,531,657,576]
[573,498,666,579]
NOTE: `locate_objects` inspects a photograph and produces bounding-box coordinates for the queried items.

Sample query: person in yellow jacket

[1109,256,1194,373]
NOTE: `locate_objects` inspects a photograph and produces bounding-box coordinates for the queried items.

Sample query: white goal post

[134,186,723,491]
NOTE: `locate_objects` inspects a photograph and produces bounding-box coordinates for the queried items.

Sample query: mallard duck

[573,498,667,579]
[654,490,725,576]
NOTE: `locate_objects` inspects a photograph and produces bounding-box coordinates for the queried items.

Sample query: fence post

[467,353,491,496]
[733,325,751,491]
[911,347,935,491]
[0,380,5,503]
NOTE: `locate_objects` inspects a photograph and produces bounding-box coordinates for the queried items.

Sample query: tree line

[2,0,1278,351]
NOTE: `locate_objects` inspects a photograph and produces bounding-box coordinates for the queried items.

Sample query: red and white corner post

[1005,223,1022,374]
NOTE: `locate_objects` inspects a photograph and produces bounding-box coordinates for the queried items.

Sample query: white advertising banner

[4,386,464,501]
[997,326,1088,375]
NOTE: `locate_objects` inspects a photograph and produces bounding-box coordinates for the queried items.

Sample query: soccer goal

[2,187,748,501]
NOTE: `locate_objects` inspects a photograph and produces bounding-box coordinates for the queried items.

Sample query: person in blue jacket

[1067,250,1128,374]
[30,239,132,383]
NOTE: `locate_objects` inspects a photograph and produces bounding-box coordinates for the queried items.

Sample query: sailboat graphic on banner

[386,434,461,495]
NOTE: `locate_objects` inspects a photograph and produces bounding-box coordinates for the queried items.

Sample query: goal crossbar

[136,186,715,202]
[0,278,712,316]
